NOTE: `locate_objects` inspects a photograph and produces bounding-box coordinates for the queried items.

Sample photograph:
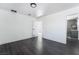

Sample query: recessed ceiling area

[0,3,79,18]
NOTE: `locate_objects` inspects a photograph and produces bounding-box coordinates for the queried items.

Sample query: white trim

[67,13,79,20]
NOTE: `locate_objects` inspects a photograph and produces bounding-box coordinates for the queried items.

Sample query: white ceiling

[0,3,79,18]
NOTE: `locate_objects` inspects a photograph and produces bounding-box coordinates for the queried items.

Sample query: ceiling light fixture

[30,3,37,8]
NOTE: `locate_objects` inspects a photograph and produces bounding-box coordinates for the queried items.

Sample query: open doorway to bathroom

[67,18,78,46]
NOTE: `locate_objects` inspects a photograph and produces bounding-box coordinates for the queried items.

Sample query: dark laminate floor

[66,39,79,55]
[0,37,78,55]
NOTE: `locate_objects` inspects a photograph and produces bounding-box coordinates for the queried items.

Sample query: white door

[32,21,42,37]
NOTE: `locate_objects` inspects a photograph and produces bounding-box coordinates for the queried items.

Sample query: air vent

[11,10,17,13]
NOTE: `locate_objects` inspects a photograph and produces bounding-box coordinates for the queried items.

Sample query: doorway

[32,20,42,37]
[67,18,78,46]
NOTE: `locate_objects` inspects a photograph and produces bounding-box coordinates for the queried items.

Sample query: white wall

[1,6,79,45]
[0,9,35,45]
[39,6,79,44]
